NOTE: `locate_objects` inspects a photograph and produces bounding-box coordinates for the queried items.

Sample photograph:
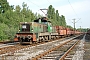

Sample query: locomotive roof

[20,22,31,24]
[34,17,49,22]
[20,22,47,25]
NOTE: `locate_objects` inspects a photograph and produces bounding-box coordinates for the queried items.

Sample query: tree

[47,5,53,19]
[0,0,10,13]
[0,23,9,40]
[47,5,67,26]
[67,25,73,29]
[60,15,66,27]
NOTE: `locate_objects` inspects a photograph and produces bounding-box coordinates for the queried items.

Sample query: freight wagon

[87,29,90,35]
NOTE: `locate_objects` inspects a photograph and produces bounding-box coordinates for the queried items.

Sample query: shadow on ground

[74,34,84,40]
[85,34,90,42]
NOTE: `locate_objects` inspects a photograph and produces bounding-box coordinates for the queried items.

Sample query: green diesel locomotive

[14,17,58,44]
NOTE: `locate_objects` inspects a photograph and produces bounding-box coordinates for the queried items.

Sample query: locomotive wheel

[19,39,22,44]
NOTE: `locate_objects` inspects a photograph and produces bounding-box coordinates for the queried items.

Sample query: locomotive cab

[20,22,31,32]
[14,22,35,44]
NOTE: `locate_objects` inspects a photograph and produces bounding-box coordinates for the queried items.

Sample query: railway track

[0,35,83,60]
[32,34,84,60]
[0,36,74,55]
[32,39,80,60]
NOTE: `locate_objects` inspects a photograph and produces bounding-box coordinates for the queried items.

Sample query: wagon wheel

[30,40,32,44]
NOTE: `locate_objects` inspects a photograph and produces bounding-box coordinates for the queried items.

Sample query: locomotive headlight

[32,30,33,32]
[25,22,27,24]
[19,30,20,32]
[31,28,33,32]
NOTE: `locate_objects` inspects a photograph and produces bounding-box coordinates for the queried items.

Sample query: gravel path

[72,34,85,60]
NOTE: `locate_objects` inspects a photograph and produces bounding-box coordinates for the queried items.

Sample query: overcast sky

[7,0,90,29]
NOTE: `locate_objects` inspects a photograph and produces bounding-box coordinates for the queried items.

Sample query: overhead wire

[68,0,80,19]
[27,0,45,16]
[27,0,41,8]
[46,0,51,5]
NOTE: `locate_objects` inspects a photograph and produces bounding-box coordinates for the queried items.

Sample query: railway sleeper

[38,58,55,60]
[41,56,58,59]
[64,57,72,60]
